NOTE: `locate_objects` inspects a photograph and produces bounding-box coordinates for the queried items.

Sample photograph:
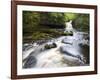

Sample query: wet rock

[63,31,73,36]
[86,35,89,40]
[83,33,89,40]
[79,43,89,64]
[23,44,33,51]
[79,39,89,47]
[23,56,37,68]
[60,46,77,58]
[62,37,73,45]
[36,40,47,45]
[44,42,57,49]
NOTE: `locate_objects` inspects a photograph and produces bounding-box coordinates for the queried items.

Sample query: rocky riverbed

[22,21,89,68]
[23,31,89,68]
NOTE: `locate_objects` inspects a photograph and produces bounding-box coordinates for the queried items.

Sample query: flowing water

[23,21,89,68]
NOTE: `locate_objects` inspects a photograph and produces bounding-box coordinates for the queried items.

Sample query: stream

[23,21,89,68]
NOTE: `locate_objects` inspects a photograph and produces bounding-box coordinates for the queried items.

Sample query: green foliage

[23,11,40,35]
[39,12,66,28]
[23,11,89,42]
[64,13,78,21]
[72,14,89,32]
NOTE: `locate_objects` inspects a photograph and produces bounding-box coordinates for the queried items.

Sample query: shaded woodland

[23,11,89,43]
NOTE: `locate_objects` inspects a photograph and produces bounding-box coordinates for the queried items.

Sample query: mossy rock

[23,56,37,68]
[62,31,73,36]
[44,43,57,49]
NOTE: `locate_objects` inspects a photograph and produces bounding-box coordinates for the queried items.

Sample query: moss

[62,31,73,36]
[32,32,52,40]
[31,29,63,41]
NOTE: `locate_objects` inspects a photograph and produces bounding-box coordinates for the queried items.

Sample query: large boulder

[60,46,77,58]
[23,44,33,51]
[60,46,85,64]
[62,37,73,45]
[23,56,37,68]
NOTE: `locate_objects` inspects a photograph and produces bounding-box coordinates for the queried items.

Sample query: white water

[64,20,73,33]
[23,21,89,68]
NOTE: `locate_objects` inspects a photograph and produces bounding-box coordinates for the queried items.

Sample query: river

[23,21,89,68]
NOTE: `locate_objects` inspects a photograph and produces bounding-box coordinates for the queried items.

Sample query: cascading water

[23,20,89,68]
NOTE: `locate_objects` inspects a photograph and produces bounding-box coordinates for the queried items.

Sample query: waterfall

[64,20,74,33]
